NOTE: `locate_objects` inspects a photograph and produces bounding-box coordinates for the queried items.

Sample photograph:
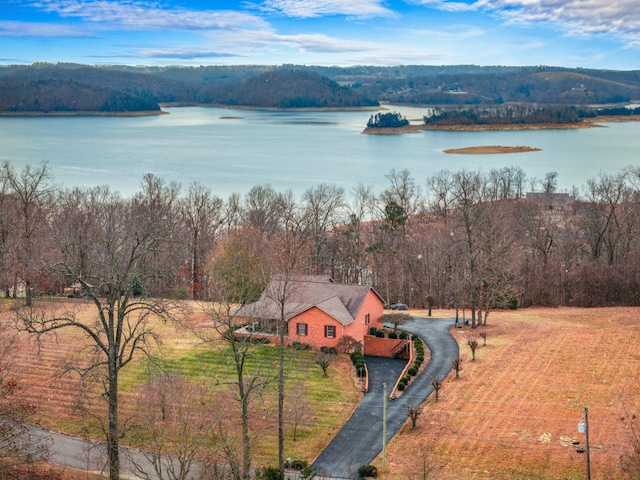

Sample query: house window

[297,323,308,336]
[325,325,336,338]
[365,313,370,325]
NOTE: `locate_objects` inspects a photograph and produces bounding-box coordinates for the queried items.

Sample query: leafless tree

[468,337,478,361]
[314,350,336,377]
[430,377,442,401]
[12,183,180,480]
[2,161,54,306]
[407,403,422,429]
[451,355,463,379]
[130,373,220,480]
[188,230,269,480]
[286,387,310,442]
[301,183,345,273]
[179,182,225,300]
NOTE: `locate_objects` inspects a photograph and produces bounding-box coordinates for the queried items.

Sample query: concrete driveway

[311,316,458,479]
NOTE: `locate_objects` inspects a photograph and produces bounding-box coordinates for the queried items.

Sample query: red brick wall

[364,335,410,358]
[288,289,384,350]
[345,290,384,341]
[289,308,344,350]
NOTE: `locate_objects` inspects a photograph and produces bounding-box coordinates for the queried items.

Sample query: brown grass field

[2,303,639,479]
[380,307,640,480]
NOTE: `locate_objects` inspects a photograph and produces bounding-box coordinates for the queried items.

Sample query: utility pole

[382,383,387,469]
[584,406,591,480]
[578,406,591,480]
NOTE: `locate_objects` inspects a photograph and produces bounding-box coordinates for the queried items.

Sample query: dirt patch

[443,145,542,154]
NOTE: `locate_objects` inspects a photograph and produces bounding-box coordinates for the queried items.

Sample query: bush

[375,330,385,338]
[388,331,398,339]
[402,375,411,384]
[320,346,337,354]
[414,359,422,369]
[399,331,409,339]
[351,349,363,361]
[290,459,308,470]
[358,464,378,478]
[292,341,310,351]
[397,382,405,391]
[408,366,418,376]
[256,466,284,480]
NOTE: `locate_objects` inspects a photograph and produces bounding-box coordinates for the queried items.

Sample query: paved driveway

[311,317,458,479]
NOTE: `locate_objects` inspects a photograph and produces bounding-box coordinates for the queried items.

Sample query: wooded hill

[1,63,640,113]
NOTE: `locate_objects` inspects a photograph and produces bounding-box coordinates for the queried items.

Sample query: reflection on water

[0,106,638,198]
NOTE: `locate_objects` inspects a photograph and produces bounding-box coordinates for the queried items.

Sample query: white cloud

[416,0,640,45]
[257,0,395,18]
[26,0,268,30]
[0,20,93,36]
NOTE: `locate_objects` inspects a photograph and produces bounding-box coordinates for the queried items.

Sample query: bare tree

[189,230,269,480]
[131,373,219,480]
[430,377,442,401]
[286,387,310,442]
[179,182,225,300]
[407,404,422,429]
[467,337,478,361]
[451,355,463,379]
[301,183,345,273]
[314,350,336,377]
[2,161,54,306]
[12,183,180,480]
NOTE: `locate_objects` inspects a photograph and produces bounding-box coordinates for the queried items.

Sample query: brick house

[235,275,385,350]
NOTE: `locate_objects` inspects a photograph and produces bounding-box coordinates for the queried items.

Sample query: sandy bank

[443,145,542,154]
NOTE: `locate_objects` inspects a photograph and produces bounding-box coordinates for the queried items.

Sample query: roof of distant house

[235,275,383,326]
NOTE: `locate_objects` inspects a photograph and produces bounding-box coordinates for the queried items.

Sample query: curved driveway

[311,316,458,479]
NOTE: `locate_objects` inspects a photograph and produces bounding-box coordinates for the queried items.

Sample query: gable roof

[235,275,383,326]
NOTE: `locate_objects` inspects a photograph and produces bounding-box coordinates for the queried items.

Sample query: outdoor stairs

[391,340,409,358]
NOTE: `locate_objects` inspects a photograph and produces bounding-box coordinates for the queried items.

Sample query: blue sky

[1,0,639,69]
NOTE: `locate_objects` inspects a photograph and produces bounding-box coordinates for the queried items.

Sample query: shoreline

[0,110,167,117]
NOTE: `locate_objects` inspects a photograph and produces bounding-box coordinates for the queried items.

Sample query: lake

[0,106,637,199]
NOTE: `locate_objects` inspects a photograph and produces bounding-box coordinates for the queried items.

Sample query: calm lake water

[0,106,637,198]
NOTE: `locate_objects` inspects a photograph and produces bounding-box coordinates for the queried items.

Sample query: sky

[1,0,639,69]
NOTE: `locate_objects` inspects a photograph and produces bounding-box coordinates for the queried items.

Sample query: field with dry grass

[3,302,639,479]
[379,307,640,480]
[0,299,361,471]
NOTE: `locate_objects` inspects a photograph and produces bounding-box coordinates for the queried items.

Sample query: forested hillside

[1,63,639,113]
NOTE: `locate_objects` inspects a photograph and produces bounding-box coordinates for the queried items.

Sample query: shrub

[399,331,409,339]
[256,466,284,480]
[290,459,308,470]
[388,331,398,339]
[397,382,405,391]
[292,341,310,351]
[402,375,411,384]
[358,464,378,478]
[351,350,363,363]
[375,330,385,338]
[408,366,418,376]
[320,346,338,354]
[414,359,422,369]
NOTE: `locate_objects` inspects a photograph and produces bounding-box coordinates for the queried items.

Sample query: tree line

[3,63,640,113]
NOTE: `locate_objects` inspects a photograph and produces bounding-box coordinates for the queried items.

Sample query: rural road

[311,316,458,479]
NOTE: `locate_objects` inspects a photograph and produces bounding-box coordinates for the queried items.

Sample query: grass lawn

[0,299,361,469]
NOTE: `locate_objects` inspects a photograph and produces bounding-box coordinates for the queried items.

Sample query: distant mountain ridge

[1,63,639,114]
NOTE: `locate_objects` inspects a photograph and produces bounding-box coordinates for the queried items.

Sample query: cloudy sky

[1,0,639,69]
